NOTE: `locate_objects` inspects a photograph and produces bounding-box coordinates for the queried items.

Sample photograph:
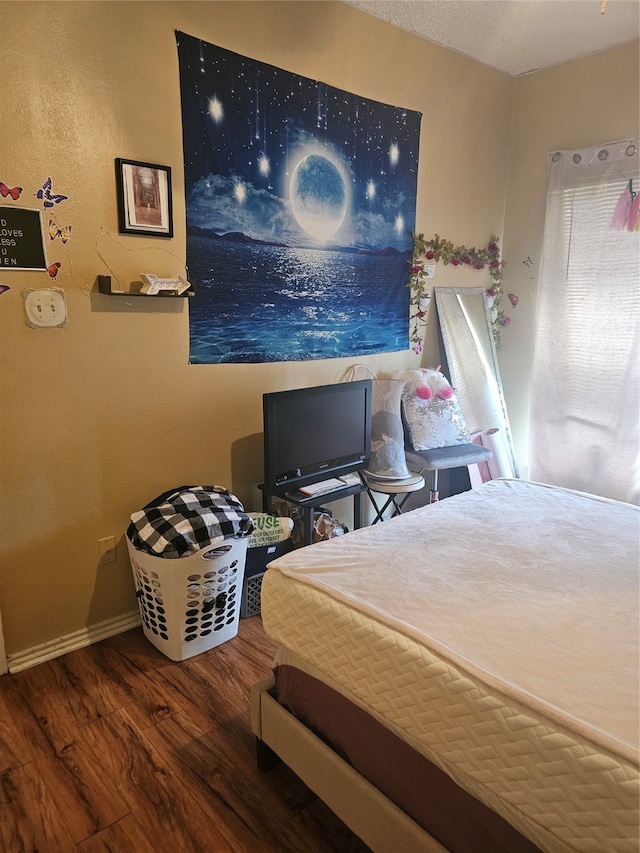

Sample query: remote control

[298,478,345,496]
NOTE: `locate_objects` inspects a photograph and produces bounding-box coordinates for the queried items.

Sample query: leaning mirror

[435,287,519,478]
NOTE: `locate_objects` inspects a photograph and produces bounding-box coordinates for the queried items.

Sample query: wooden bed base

[250,675,447,853]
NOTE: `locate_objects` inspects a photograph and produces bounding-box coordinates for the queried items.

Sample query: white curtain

[529,140,640,505]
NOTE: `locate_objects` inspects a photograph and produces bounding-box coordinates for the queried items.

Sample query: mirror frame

[435,286,519,478]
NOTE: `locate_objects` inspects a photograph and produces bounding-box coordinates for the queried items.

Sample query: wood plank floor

[0,617,371,852]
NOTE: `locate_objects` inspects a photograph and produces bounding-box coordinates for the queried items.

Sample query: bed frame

[251,675,447,853]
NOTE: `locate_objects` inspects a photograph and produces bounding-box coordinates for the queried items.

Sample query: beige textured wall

[0,1,513,656]
[501,40,640,475]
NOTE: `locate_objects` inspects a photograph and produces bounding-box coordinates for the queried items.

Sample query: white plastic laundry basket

[127,536,248,661]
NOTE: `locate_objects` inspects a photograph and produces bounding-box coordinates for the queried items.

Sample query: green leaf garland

[408,232,511,353]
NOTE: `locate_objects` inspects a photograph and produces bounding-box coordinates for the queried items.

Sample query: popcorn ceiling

[342,0,639,76]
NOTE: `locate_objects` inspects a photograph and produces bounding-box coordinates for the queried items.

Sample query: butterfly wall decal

[0,285,10,296]
[0,182,23,201]
[35,177,68,209]
[48,218,72,244]
[47,262,62,280]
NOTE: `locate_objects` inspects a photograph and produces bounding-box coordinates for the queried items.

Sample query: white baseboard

[7,610,142,674]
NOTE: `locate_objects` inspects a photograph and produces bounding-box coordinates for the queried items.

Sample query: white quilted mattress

[260,479,639,853]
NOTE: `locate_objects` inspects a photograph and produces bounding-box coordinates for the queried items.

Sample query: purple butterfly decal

[35,177,68,209]
[508,293,519,307]
[0,285,10,295]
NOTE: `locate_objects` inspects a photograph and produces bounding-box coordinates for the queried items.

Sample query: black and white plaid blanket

[127,485,254,559]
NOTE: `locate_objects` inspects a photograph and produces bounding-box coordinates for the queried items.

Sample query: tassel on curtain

[628,189,640,231]
[610,179,640,231]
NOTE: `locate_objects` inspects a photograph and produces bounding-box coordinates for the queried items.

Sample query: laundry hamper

[241,513,294,619]
[127,536,248,661]
[126,485,253,661]
[241,538,294,618]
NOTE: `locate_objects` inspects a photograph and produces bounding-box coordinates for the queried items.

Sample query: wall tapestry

[176,32,421,364]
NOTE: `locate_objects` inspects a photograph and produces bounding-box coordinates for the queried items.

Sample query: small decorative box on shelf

[97,275,196,297]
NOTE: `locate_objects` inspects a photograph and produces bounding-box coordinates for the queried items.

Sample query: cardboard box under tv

[127,536,248,661]
[241,538,294,618]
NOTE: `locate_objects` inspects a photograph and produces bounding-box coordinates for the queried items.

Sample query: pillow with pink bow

[392,367,471,451]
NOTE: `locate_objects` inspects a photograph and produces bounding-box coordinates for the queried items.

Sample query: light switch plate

[24,287,68,328]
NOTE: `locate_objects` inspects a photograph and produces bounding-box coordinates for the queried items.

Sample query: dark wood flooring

[0,617,371,852]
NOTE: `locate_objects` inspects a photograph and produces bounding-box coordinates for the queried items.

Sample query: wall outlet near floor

[97,536,117,565]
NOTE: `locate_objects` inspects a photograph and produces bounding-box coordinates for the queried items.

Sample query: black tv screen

[263,380,372,492]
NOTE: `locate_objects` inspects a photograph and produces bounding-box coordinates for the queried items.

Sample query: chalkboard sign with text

[0,207,46,270]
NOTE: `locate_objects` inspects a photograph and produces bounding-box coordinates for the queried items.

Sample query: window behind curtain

[529,141,639,505]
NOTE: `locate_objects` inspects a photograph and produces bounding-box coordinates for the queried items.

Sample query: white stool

[362,473,425,524]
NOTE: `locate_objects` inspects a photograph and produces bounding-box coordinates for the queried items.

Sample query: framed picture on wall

[115,158,173,237]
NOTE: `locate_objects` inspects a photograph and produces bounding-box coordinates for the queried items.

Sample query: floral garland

[408,232,516,353]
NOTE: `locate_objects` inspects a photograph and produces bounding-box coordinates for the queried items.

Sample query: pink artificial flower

[501,317,511,326]
[410,265,422,274]
[486,287,496,297]
[417,310,426,319]
[463,255,472,265]
[489,259,500,269]
[425,251,436,260]
[508,293,519,307]
[474,262,485,270]
[412,342,423,355]
[451,257,462,266]
[488,242,499,253]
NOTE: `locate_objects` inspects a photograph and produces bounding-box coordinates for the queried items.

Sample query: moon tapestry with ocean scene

[176,32,421,364]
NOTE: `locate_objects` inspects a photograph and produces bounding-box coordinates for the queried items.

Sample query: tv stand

[259,480,365,547]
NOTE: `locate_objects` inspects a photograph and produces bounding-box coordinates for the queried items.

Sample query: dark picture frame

[115,158,173,237]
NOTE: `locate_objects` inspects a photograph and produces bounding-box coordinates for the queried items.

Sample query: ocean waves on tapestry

[176,31,421,364]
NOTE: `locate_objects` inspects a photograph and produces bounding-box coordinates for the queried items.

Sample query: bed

[251,479,639,853]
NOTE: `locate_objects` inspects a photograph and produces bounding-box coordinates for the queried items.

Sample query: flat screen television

[263,380,372,493]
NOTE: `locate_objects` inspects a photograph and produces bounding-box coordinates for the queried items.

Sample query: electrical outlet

[97,536,117,565]
[24,287,68,328]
